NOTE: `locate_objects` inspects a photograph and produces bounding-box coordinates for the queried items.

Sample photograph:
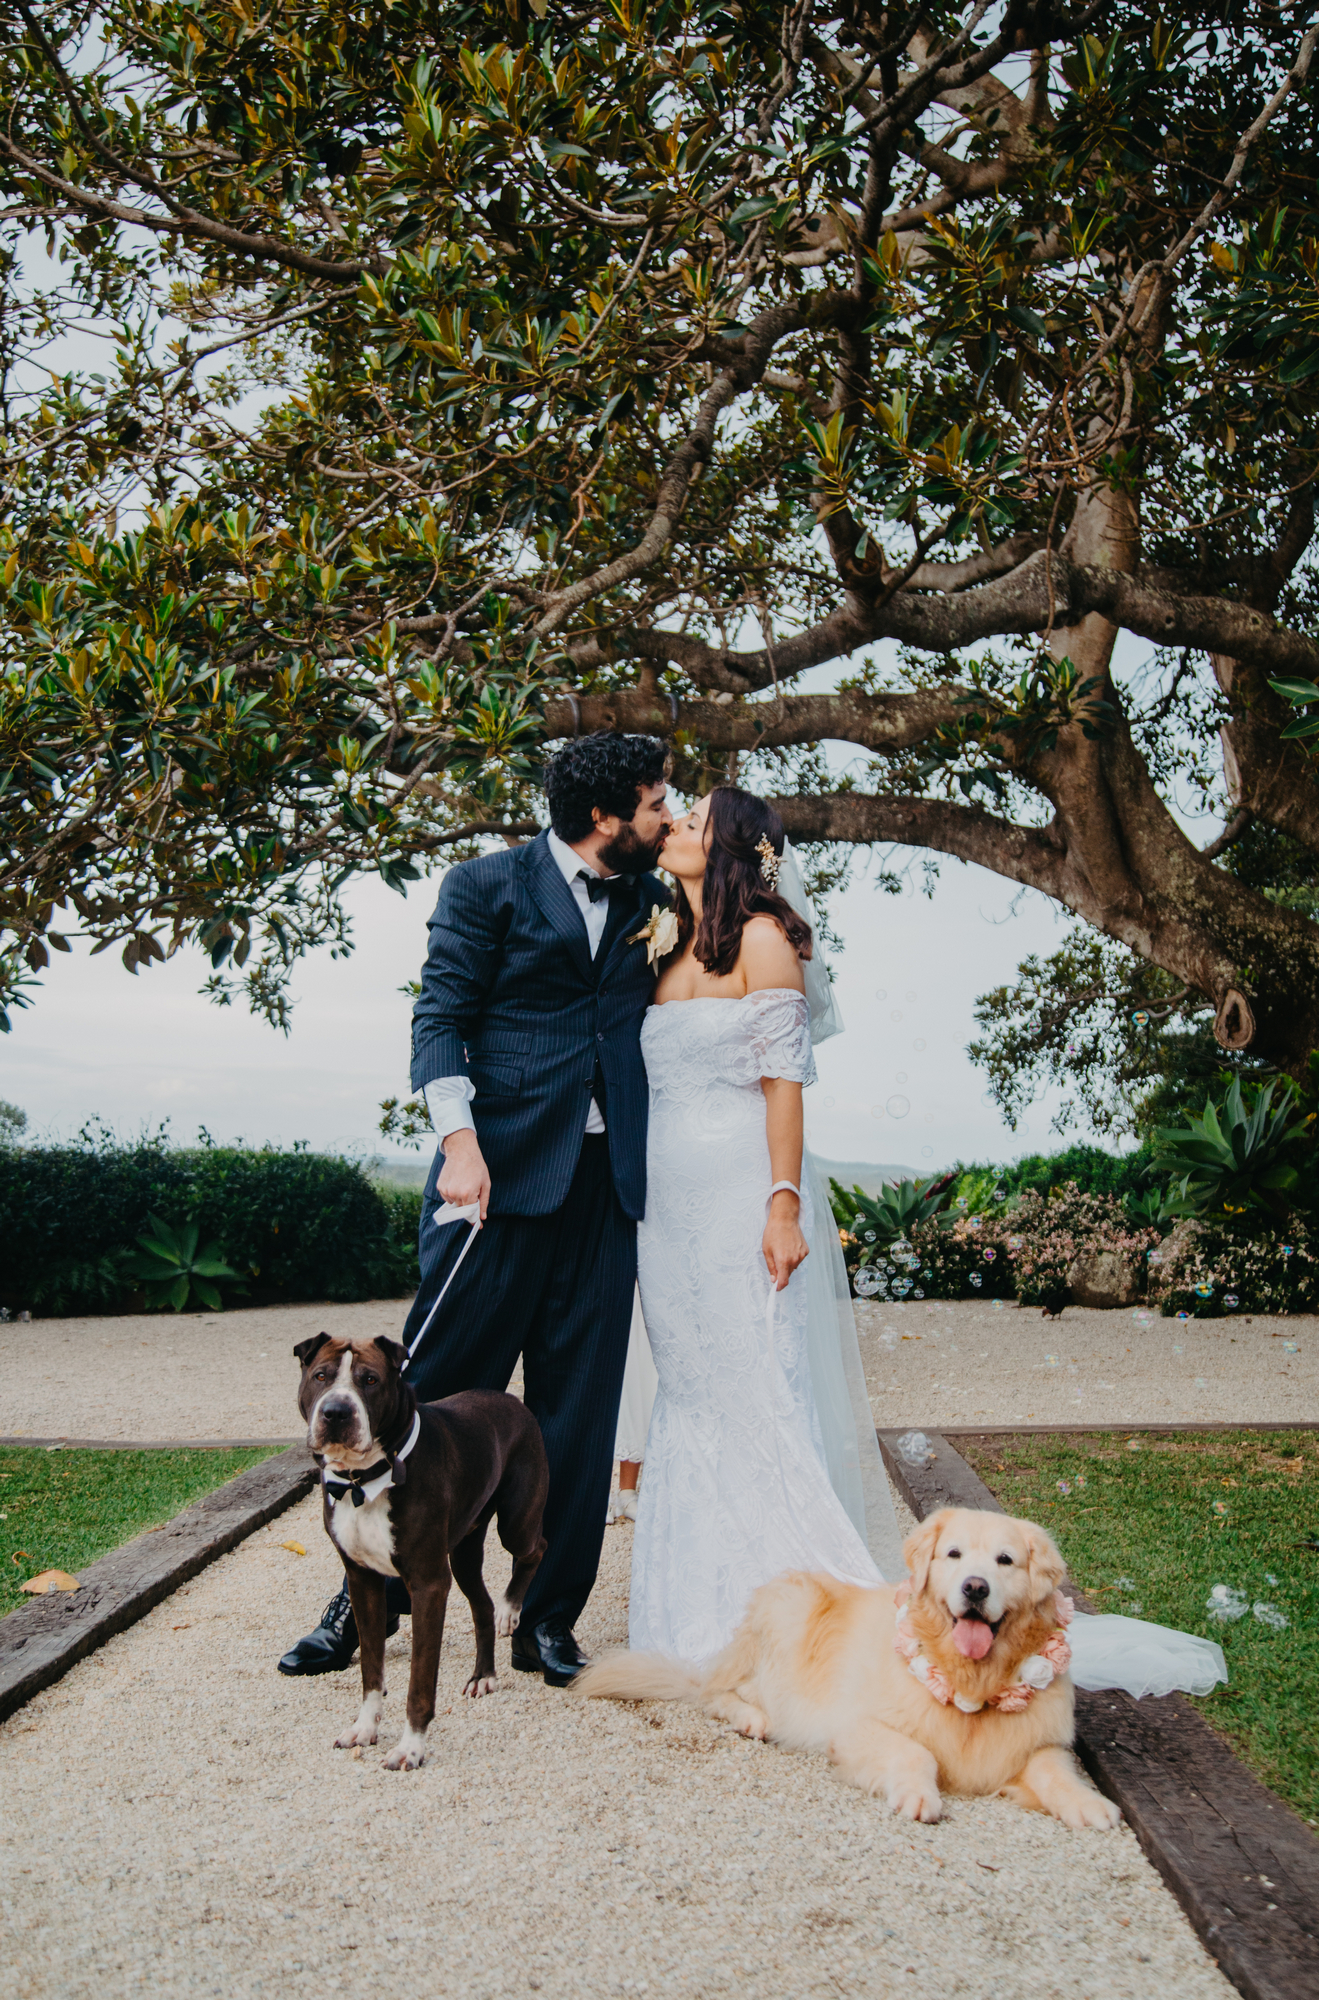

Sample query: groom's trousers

[399,1135,636,1631]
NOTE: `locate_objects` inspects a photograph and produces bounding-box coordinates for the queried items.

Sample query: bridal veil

[778,842,908,1582]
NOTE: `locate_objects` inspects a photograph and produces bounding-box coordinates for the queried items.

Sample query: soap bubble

[1148,1249,1162,1264]
[1057,1479,1072,1496]
[1176,1311,1190,1321]
[887,1094,910,1118]
[968,1215,983,1231]
[1114,1577,1135,1592]
[1075,1474,1087,1490]
[1132,1009,1150,1028]
[1132,1308,1153,1324]
[853,1267,883,1297]
[913,1288,925,1300]
[1224,1293,1239,1309]
[921,1146,934,1158]
[896,1430,935,1465]
[1266,1573,1279,1586]
[895,1071,908,1084]
[823,1095,835,1108]
[1213,1500,1229,1516]
[1284,1340,1300,1353]
[956,1196,969,1210]
[1066,1041,1079,1055]
[862,1228,877,1243]
[890,1009,903,1022]
[871,1104,885,1119]
[913,1038,926,1051]
[1207,1585,1248,1622]
[984,1247,997,1263]
[992,1182,1008,1203]
[992,1299,1005,1312]
[1045,1354,1058,1367]
[1254,1601,1289,1631]
[905,990,917,1001]
[1193,1282,1213,1298]
[924,1113,935,1124]
[1195,1377,1207,1387]
[969,1272,983,1288]
[1172,1343,1183,1353]
[875,988,888,1000]
[1281,1244,1294,1260]
[1007,1234,1024,1251]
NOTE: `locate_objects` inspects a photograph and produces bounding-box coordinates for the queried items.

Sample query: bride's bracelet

[768,1180,801,1203]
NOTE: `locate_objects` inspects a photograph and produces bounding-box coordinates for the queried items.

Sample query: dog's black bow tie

[323,1458,394,1507]
[576,869,635,904]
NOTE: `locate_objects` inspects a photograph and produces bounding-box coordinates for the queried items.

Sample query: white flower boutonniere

[629,903,679,967]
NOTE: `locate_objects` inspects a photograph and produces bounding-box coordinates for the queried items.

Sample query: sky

[4,838,1083,1172]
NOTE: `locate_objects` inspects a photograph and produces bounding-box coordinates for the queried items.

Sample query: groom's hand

[438,1129,491,1220]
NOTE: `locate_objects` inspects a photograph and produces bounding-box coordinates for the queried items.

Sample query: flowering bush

[905,1183,1157,1310]
[908,1201,1019,1301]
[1150,1215,1319,1318]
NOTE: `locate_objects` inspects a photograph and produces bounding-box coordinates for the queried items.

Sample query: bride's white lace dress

[629,983,1229,1701]
[630,988,877,1662]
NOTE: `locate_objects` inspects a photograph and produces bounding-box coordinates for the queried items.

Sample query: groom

[279,732,672,1684]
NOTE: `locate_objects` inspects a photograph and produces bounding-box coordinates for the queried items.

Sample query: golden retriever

[577,1507,1120,1829]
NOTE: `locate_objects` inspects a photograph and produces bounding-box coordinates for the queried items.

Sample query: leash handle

[402,1203,483,1369]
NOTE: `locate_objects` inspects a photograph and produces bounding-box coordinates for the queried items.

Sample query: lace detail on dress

[631,991,876,1664]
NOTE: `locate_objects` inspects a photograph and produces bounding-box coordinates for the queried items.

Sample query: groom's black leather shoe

[510,1617,589,1687]
[277,1582,405,1676]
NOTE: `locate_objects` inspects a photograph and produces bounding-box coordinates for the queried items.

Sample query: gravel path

[6,1296,1315,1442]
[2,1493,1232,2000]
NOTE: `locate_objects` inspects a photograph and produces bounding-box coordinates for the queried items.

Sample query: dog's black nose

[961,1575,990,1605]
[318,1397,357,1428]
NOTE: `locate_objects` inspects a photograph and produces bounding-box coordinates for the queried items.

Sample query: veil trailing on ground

[778,842,908,1583]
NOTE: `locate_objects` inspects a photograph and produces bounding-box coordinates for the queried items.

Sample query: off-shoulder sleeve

[741,988,817,1086]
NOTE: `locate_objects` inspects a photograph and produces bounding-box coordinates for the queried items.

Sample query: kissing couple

[280,729,904,1683]
[279,730,1220,1711]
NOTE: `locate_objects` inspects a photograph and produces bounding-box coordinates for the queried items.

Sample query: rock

[1067,1244,1141,1309]
[1146,1219,1206,1302]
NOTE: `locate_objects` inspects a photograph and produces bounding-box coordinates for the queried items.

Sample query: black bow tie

[576,870,635,904]
[322,1457,395,1506]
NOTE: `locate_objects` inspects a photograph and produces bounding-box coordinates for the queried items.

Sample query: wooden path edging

[877,1428,1319,2000]
[0,1444,315,1726]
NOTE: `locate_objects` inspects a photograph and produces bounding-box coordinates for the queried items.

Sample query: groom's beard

[597,824,666,876]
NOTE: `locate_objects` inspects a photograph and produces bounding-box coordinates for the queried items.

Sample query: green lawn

[962,1430,1319,1827]
[0,1446,277,1616]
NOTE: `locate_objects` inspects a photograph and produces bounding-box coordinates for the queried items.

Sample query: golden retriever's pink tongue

[953,1617,995,1660]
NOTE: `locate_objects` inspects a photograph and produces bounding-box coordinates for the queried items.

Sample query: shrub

[1153,1077,1315,1221]
[902,1183,1157,1311]
[1150,1215,1319,1318]
[0,1139,422,1316]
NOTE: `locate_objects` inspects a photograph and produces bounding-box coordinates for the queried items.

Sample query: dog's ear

[375,1337,408,1375]
[293,1333,331,1369]
[1021,1519,1066,1602]
[902,1509,950,1597]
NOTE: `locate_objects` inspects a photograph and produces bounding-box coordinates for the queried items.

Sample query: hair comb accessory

[755,834,781,889]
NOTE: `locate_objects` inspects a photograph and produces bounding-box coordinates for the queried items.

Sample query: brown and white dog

[295,1333,548,1770]
[577,1507,1120,1830]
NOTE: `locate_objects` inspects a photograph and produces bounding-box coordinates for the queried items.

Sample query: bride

[629,783,1226,1705]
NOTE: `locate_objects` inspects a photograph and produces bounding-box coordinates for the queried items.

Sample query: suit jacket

[409,832,669,1220]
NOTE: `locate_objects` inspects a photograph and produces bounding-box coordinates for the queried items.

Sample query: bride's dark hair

[676,786,813,976]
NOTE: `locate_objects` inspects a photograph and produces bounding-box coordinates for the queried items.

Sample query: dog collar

[322,1411,421,1509]
[892,1592,1073,1713]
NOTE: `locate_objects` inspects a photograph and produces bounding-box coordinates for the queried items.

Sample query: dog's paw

[1056,1788,1122,1831]
[888,1778,943,1823]
[382,1728,428,1771]
[463,1673,498,1699]
[493,1596,520,1638]
[335,1694,383,1748]
[739,1709,769,1741]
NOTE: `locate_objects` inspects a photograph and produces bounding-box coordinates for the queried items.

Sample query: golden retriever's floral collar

[893,1585,1074,1713]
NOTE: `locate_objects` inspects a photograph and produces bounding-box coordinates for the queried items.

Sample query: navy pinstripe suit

[400,833,668,1630]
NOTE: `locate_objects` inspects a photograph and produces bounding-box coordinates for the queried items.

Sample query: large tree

[3,1,1319,1055]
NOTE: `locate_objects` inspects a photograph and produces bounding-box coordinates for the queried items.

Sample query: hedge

[0,1141,423,1316]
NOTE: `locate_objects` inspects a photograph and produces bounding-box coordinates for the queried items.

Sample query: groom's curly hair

[678,787,813,975]
[544,731,669,842]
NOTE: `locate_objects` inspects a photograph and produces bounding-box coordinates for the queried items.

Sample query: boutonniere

[629,903,679,967]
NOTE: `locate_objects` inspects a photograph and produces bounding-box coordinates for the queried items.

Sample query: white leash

[402,1200,484,1369]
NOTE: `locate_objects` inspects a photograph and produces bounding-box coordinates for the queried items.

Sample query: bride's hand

[763,1195,809,1292]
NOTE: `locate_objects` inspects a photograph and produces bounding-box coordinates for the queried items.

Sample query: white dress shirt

[422,829,617,1143]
